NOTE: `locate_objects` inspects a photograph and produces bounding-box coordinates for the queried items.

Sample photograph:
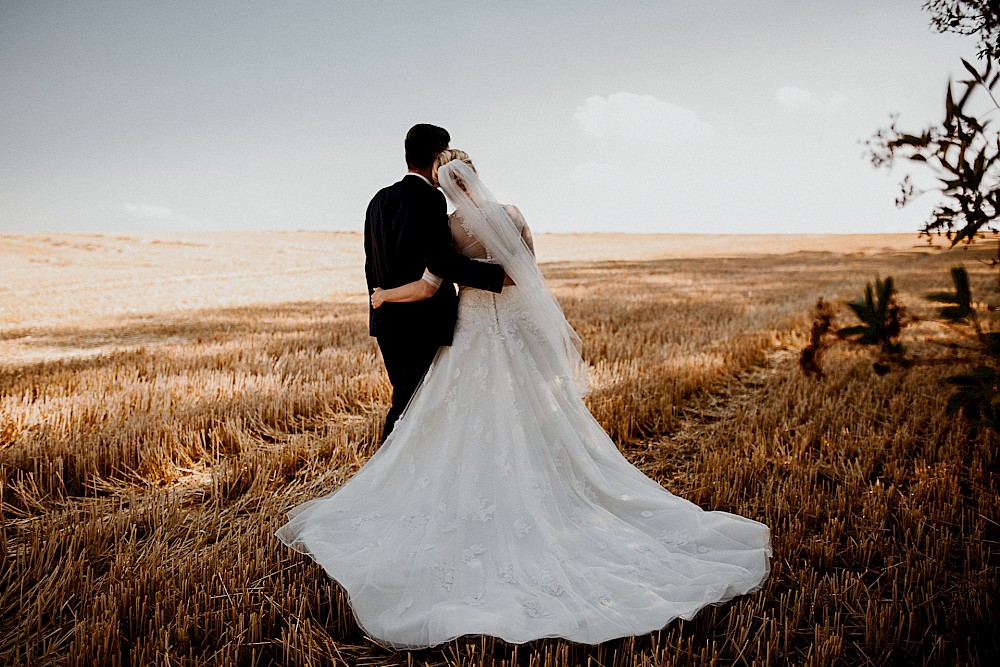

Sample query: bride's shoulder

[502,204,526,228]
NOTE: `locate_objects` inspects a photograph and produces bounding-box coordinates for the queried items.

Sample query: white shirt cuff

[421,270,443,289]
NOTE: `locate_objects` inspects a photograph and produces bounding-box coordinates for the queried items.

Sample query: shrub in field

[801,266,999,434]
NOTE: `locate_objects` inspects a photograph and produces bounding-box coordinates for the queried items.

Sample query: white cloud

[775,85,814,107]
[775,86,846,109]
[827,92,847,108]
[574,92,712,144]
[122,203,213,230]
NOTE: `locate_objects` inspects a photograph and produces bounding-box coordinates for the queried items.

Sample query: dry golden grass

[1,233,996,666]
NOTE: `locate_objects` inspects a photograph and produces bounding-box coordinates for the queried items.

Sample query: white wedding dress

[276,164,771,649]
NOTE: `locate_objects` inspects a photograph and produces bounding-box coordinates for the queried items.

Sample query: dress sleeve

[505,205,535,256]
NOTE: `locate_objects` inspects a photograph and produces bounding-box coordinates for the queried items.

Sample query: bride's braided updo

[432,149,476,188]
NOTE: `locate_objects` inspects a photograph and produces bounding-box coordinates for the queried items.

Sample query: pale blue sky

[0,1,983,234]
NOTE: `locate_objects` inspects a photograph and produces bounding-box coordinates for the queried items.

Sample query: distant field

[1,233,996,665]
[0,232,921,362]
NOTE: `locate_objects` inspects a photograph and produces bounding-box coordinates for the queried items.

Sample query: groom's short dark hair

[405,124,450,171]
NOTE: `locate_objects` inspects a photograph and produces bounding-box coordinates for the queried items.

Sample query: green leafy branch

[925,0,1000,60]
[866,56,1000,294]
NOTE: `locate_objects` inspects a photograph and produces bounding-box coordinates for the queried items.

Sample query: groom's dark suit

[365,174,505,442]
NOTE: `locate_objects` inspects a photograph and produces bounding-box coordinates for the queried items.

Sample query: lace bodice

[449,205,534,260]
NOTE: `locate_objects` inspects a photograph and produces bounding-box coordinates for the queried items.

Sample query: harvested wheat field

[1,232,996,666]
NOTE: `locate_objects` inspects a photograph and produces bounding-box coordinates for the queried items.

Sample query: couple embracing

[276,124,771,649]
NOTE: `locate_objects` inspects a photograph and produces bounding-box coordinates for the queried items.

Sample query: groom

[365,124,507,444]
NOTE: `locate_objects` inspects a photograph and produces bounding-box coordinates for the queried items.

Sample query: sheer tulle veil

[437,160,590,395]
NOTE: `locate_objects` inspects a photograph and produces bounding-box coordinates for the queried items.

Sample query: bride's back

[449,205,533,260]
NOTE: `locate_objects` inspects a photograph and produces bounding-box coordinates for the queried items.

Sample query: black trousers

[376,334,441,444]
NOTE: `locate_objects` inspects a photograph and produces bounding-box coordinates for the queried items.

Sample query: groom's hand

[503,272,515,287]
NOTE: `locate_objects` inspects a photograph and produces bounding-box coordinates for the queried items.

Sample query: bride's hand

[371,288,385,309]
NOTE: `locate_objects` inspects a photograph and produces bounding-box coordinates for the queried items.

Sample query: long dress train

[276,222,771,647]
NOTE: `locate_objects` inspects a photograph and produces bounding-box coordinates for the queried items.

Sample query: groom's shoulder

[376,178,404,197]
[367,179,443,220]
[368,180,403,209]
[376,177,421,199]
[382,178,442,203]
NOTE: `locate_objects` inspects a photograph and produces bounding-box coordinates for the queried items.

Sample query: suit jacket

[364,174,506,345]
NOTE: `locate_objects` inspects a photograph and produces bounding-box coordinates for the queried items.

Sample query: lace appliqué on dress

[497,562,517,584]
[351,512,380,529]
[432,560,456,591]
[464,495,495,522]
[461,544,486,563]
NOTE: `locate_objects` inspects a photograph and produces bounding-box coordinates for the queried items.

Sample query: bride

[275,150,771,649]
